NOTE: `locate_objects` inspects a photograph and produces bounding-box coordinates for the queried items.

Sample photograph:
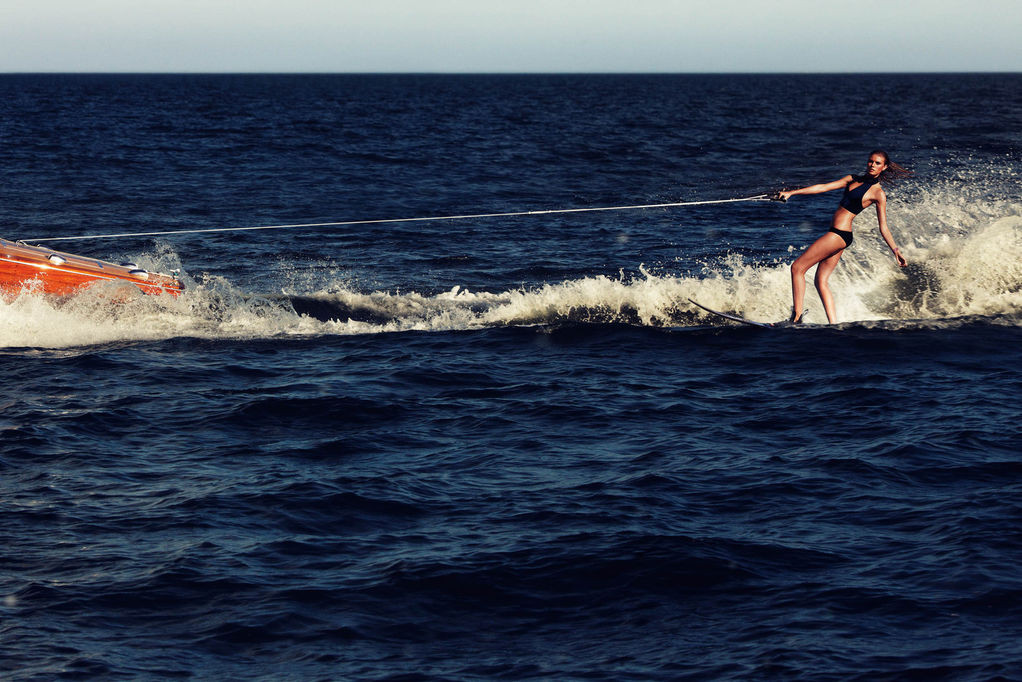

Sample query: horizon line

[2,69,1020,76]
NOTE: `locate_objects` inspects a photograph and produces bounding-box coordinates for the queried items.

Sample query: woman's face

[866,153,888,177]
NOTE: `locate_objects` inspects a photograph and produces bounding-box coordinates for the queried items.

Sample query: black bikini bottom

[828,227,853,247]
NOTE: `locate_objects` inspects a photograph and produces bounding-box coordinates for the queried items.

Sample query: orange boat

[0,237,185,298]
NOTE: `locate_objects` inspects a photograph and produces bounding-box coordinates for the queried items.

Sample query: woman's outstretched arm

[777,175,852,201]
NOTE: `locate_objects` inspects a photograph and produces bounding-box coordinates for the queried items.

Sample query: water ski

[688,298,783,328]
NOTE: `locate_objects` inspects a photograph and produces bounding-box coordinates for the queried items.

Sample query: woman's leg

[814,249,844,324]
[790,232,845,321]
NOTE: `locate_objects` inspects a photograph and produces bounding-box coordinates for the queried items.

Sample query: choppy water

[2,74,1021,680]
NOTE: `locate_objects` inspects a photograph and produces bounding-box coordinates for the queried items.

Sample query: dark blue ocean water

[2,74,1021,680]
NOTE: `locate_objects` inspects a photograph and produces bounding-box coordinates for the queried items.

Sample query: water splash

[2,176,1019,349]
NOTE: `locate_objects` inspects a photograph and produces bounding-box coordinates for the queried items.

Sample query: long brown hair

[870,149,912,186]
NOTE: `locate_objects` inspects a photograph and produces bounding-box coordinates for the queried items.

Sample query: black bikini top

[838,176,879,215]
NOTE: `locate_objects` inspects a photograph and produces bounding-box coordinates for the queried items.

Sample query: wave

[2,192,1019,349]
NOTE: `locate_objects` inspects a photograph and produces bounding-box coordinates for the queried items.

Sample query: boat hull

[0,238,185,298]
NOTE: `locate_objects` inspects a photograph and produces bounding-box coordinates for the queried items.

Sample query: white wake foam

[2,176,1019,349]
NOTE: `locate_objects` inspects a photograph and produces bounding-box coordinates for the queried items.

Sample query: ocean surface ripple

[2,74,1021,681]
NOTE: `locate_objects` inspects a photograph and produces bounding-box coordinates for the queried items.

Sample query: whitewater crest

[2,185,1020,348]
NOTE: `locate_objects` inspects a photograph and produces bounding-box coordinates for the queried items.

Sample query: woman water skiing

[777,150,910,324]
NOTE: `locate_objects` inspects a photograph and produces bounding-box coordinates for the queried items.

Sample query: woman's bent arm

[874,193,908,266]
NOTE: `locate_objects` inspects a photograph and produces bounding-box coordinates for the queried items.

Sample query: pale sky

[2,0,1020,73]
